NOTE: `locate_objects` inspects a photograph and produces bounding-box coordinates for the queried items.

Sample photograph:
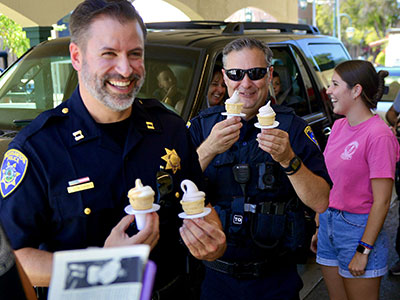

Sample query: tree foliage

[316,0,400,51]
[0,14,30,57]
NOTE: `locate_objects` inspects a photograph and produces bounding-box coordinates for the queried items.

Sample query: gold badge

[161,148,181,174]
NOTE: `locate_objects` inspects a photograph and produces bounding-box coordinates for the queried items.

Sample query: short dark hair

[70,0,146,49]
[334,60,388,109]
[222,37,273,68]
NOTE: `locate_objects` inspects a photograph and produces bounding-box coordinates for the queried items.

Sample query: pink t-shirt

[324,115,399,213]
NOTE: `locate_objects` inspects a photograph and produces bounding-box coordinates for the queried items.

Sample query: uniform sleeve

[289,117,332,187]
[187,116,205,149]
[0,144,51,250]
[367,134,400,179]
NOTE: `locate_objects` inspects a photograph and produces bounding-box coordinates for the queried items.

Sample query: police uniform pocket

[251,213,286,245]
[283,210,306,251]
[212,152,235,167]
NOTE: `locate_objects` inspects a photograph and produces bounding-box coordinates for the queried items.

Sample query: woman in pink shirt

[313,60,399,300]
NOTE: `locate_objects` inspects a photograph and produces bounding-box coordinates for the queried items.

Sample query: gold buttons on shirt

[175,192,180,198]
[62,108,69,114]
[84,208,91,215]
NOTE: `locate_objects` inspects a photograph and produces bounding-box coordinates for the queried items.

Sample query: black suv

[0,21,350,157]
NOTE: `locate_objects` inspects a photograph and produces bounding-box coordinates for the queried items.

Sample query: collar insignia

[146,121,155,130]
[73,130,84,141]
[0,149,28,198]
[304,126,319,147]
[161,148,181,174]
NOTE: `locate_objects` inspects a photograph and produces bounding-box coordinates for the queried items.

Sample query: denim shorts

[316,208,388,278]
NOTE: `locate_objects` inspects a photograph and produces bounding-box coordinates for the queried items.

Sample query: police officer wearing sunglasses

[188,37,331,300]
[0,1,227,299]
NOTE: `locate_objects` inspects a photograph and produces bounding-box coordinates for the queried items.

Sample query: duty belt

[203,259,273,278]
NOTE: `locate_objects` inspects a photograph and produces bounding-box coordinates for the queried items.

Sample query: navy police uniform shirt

[188,104,331,262]
[0,88,206,288]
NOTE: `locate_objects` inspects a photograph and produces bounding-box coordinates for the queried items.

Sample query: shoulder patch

[304,126,319,147]
[0,149,28,198]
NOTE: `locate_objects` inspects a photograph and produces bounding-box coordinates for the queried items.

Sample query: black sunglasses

[225,67,269,81]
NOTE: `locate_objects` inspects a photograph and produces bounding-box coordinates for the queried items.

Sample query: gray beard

[81,61,145,112]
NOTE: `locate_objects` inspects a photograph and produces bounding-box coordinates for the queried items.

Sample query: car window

[141,44,205,117]
[271,47,309,116]
[308,43,348,87]
[0,42,74,129]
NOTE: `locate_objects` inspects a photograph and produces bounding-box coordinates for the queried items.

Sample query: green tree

[316,0,400,59]
[0,14,30,57]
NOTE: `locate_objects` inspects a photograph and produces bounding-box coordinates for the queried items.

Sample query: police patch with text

[0,149,28,198]
[304,126,319,147]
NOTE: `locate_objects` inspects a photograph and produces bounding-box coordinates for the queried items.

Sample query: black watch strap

[283,156,302,176]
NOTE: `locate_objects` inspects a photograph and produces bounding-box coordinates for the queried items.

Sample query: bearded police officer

[0,1,226,298]
[188,37,331,300]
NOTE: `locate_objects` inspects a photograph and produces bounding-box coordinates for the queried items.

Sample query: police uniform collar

[131,98,163,133]
[65,88,101,147]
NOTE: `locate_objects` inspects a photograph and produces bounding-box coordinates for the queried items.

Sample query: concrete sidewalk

[299,201,400,300]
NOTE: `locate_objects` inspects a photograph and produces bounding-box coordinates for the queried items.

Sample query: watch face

[356,244,370,254]
[292,158,301,170]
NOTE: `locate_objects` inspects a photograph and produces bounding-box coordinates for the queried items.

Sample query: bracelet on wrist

[358,240,374,249]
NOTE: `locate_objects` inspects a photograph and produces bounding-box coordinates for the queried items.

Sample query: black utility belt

[203,258,285,278]
[244,201,286,215]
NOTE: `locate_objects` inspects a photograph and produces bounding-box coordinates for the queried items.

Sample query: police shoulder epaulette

[135,98,181,118]
[14,105,69,143]
[272,104,295,115]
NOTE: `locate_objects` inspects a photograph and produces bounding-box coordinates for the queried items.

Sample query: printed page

[48,245,150,300]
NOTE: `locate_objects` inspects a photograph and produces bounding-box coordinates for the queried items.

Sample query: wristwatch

[356,244,371,255]
[283,156,302,175]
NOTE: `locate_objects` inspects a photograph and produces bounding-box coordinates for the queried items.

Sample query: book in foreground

[48,245,153,300]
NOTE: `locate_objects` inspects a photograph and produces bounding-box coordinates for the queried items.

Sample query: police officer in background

[188,37,331,300]
[0,0,226,298]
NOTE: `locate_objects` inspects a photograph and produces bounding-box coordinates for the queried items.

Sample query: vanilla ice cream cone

[128,179,155,210]
[257,101,276,126]
[180,179,205,215]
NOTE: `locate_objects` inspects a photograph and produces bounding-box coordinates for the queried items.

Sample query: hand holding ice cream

[180,179,205,215]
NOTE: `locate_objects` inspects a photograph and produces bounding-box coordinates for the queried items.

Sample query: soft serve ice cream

[225,90,243,114]
[180,179,205,215]
[128,179,155,210]
[257,100,276,126]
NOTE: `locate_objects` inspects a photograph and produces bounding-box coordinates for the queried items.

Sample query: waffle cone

[225,103,243,114]
[180,198,205,215]
[129,195,154,210]
[257,113,275,126]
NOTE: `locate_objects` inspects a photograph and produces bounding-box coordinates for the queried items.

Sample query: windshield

[308,43,348,88]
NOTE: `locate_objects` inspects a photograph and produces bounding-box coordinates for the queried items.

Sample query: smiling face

[207,70,226,106]
[71,16,145,113]
[326,71,355,116]
[222,48,272,120]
